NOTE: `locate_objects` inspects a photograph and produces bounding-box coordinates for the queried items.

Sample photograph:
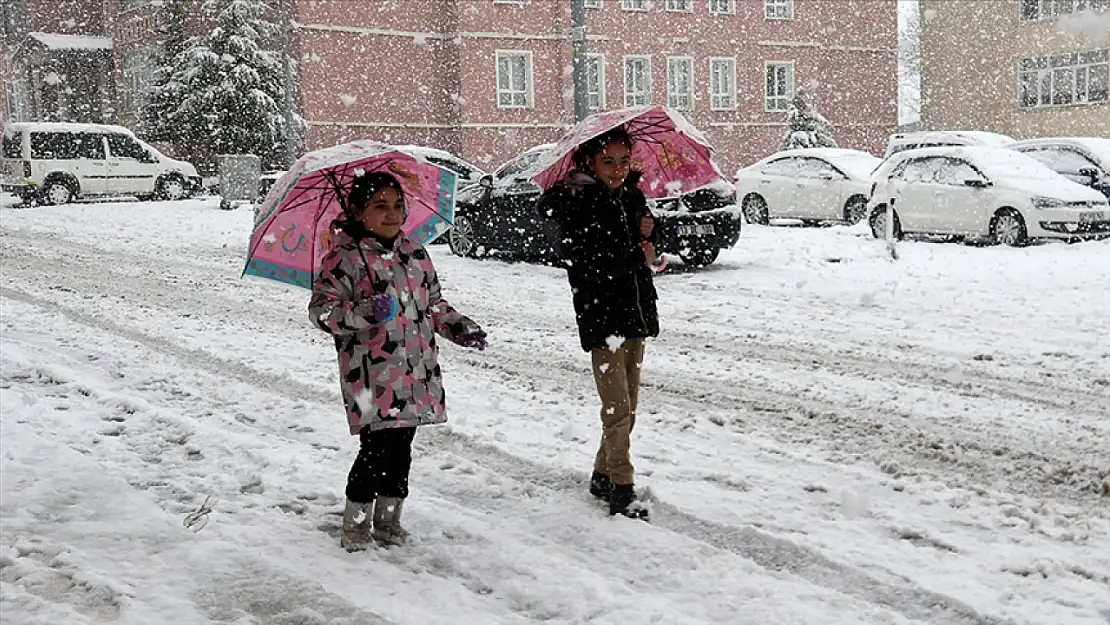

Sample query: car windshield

[973,150,1066,183]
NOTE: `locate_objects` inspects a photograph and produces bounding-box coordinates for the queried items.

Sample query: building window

[1020,49,1109,108]
[496,50,533,108]
[624,56,651,106]
[121,0,153,9]
[5,79,31,122]
[709,0,736,14]
[123,48,156,113]
[666,0,692,11]
[709,58,736,110]
[493,0,529,4]
[621,0,648,10]
[584,0,602,7]
[586,54,606,111]
[765,0,795,19]
[1022,0,1109,19]
[765,61,795,111]
[667,57,693,110]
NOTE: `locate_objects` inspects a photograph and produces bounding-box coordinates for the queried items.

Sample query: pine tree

[144,0,192,145]
[145,0,300,168]
[781,89,838,150]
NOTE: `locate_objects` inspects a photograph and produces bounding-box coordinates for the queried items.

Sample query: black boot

[589,471,612,502]
[609,484,649,520]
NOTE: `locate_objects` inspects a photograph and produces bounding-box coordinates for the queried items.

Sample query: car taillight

[23,161,32,178]
[869,182,876,196]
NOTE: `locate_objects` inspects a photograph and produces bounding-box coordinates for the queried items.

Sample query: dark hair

[573,126,634,171]
[346,171,403,217]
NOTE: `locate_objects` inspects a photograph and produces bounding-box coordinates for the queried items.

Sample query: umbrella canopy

[243,141,458,289]
[529,105,723,199]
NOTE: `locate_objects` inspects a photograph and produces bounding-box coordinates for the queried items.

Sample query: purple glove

[369,293,398,323]
[459,328,487,351]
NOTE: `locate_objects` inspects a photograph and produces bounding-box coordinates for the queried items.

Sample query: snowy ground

[1,198,1108,625]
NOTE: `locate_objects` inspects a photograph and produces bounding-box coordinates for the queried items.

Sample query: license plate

[1079,211,1108,223]
[677,224,715,237]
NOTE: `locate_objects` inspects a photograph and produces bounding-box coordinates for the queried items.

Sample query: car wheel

[157,175,188,201]
[742,194,769,225]
[869,205,902,239]
[991,209,1028,247]
[41,179,74,206]
[844,196,868,225]
[448,213,478,258]
[679,247,720,267]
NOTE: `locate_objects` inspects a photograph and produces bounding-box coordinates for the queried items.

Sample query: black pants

[346,426,417,504]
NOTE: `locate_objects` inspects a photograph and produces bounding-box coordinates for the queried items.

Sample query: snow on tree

[781,89,838,151]
[145,0,301,168]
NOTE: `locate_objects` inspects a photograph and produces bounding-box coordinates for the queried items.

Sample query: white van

[884,130,1015,158]
[1,122,201,205]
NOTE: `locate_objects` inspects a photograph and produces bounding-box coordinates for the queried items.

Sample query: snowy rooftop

[27,32,113,51]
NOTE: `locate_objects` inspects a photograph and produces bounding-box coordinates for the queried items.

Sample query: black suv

[448,144,741,267]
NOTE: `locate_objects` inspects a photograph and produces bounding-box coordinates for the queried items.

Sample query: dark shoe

[589,471,612,502]
[609,484,649,520]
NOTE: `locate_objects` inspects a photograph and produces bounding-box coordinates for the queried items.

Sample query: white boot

[372,497,409,546]
[340,500,372,552]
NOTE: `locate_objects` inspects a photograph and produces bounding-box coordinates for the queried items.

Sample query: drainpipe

[277,0,297,168]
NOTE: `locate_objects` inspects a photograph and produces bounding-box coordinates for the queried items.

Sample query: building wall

[297,0,898,175]
[920,0,1110,139]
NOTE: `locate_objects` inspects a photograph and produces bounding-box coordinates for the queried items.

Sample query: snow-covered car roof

[873,146,1091,185]
[4,121,138,137]
[392,144,487,179]
[743,148,882,180]
[889,130,1016,148]
[1008,137,1110,169]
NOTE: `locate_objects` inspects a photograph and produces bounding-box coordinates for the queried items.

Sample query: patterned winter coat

[309,227,479,435]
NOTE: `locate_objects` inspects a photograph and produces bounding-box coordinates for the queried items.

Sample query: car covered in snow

[391,144,488,190]
[883,130,1015,157]
[449,143,742,267]
[1008,137,1110,200]
[733,148,882,226]
[1,122,201,205]
[866,146,1110,245]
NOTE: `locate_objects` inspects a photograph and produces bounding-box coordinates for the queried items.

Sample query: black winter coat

[539,170,660,352]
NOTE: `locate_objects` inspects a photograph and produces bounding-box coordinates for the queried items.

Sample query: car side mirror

[479,175,493,189]
[963,179,990,188]
[1078,167,1101,183]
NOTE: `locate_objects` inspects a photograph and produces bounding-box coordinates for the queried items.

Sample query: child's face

[358,186,405,239]
[588,142,632,190]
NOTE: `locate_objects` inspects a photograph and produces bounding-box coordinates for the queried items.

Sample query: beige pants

[590,339,645,485]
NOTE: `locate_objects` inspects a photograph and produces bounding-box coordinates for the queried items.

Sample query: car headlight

[1031,196,1065,209]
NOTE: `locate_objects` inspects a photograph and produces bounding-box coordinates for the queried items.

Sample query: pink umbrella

[242,141,458,289]
[529,105,724,199]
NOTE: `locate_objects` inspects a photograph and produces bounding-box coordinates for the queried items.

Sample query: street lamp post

[570,0,589,122]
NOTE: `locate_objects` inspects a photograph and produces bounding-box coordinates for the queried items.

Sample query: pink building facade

[296,0,898,174]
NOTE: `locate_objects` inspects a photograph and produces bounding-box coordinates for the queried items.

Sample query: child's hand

[459,328,487,351]
[639,215,654,238]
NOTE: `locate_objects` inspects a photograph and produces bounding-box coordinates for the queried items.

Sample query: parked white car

[883,130,1015,157]
[866,146,1110,246]
[733,148,882,225]
[1,122,201,205]
[1008,137,1110,200]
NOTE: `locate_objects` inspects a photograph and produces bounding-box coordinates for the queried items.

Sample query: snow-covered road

[2,198,1108,624]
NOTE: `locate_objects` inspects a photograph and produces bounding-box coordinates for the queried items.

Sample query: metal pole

[570,0,589,122]
[278,0,297,168]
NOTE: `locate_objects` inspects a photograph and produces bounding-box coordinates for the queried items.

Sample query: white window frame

[1019,49,1109,108]
[624,55,652,106]
[495,50,534,109]
[584,0,602,7]
[667,56,694,110]
[586,53,606,112]
[709,57,737,111]
[708,0,736,15]
[123,47,156,113]
[493,0,529,4]
[666,0,693,11]
[765,0,795,19]
[1020,0,1108,21]
[765,60,795,112]
[621,0,649,11]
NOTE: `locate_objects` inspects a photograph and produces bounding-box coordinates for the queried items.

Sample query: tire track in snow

[2,232,1107,507]
[0,288,1017,625]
